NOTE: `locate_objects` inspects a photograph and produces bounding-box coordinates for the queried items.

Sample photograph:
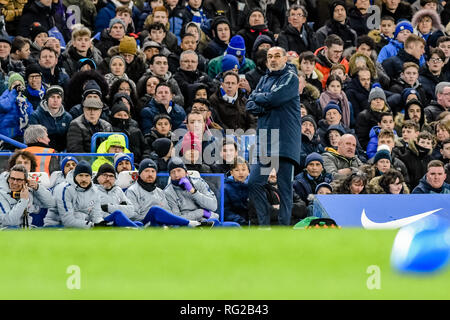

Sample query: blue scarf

[27,85,46,99]
[186,5,207,25]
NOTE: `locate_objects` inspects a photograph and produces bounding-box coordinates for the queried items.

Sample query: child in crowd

[105,55,136,89]
[224,157,250,226]
[367,112,397,159]
[318,74,352,128]
[144,114,173,155]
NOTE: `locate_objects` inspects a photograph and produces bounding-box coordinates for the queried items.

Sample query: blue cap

[394,21,413,38]
[226,35,246,57]
[221,54,240,72]
[60,156,78,172]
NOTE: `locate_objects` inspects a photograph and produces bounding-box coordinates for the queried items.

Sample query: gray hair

[10,164,28,179]
[435,82,450,96]
[268,46,287,56]
[180,50,198,61]
[24,125,48,144]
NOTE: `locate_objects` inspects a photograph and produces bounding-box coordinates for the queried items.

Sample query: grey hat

[368,86,387,103]
[109,17,126,30]
[83,97,103,109]
[143,40,162,51]
[46,85,64,100]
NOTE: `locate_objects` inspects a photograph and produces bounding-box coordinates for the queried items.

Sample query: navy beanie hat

[374,149,391,164]
[315,182,333,193]
[167,157,187,173]
[60,156,78,172]
[323,103,342,117]
[139,158,158,175]
[73,160,92,177]
[305,152,324,167]
[401,88,420,104]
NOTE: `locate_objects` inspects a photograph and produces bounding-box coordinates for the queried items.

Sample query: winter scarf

[186,5,208,26]
[319,90,351,127]
[16,93,30,132]
[137,177,156,192]
[26,85,46,100]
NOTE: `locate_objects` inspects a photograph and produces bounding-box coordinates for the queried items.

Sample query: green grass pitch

[1,228,449,300]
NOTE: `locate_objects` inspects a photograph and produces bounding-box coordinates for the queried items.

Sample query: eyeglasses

[102,174,116,179]
[9,177,25,182]
[430,58,443,63]
[290,13,305,18]
[192,107,208,112]
[29,75,41,79]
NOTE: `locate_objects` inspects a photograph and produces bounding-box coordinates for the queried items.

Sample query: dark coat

[209,89,256,131]
[203,0,249,33]
[381,2,412,23]
[316,20,358,49]
[398,140,433,189]
[202,38,229,60]
[382,49,420,81]
[355,108,386,150]
[245,66,266,91]
[17,1,57,39]
[419,66,446,104]
[293,170,333,203]
[237,24,275,58]
[173,68,216,104]
[94,29,121,58]
[390,78,428,107]
[94,1,140,34]
[224,176,249,225]
[66,115,113,153]
[28,101,73,152]
[276,24,319,55]
[347,6,370,36]
[344,76,370,117]
[246,63,301,164]
[412,175,450,194]
[140,98,186,135]
[40,66,70,92]
[62,46,103,78]
[143,128,172,157]
[299,133,325,170]
[424,100,446,123]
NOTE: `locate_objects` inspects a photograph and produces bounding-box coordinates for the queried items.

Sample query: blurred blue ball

[391,215,450,273]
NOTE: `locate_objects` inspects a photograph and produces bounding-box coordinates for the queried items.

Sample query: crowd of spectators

[0,0,449,228]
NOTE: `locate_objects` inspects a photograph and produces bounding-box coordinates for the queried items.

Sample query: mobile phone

[239,74,246,80]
